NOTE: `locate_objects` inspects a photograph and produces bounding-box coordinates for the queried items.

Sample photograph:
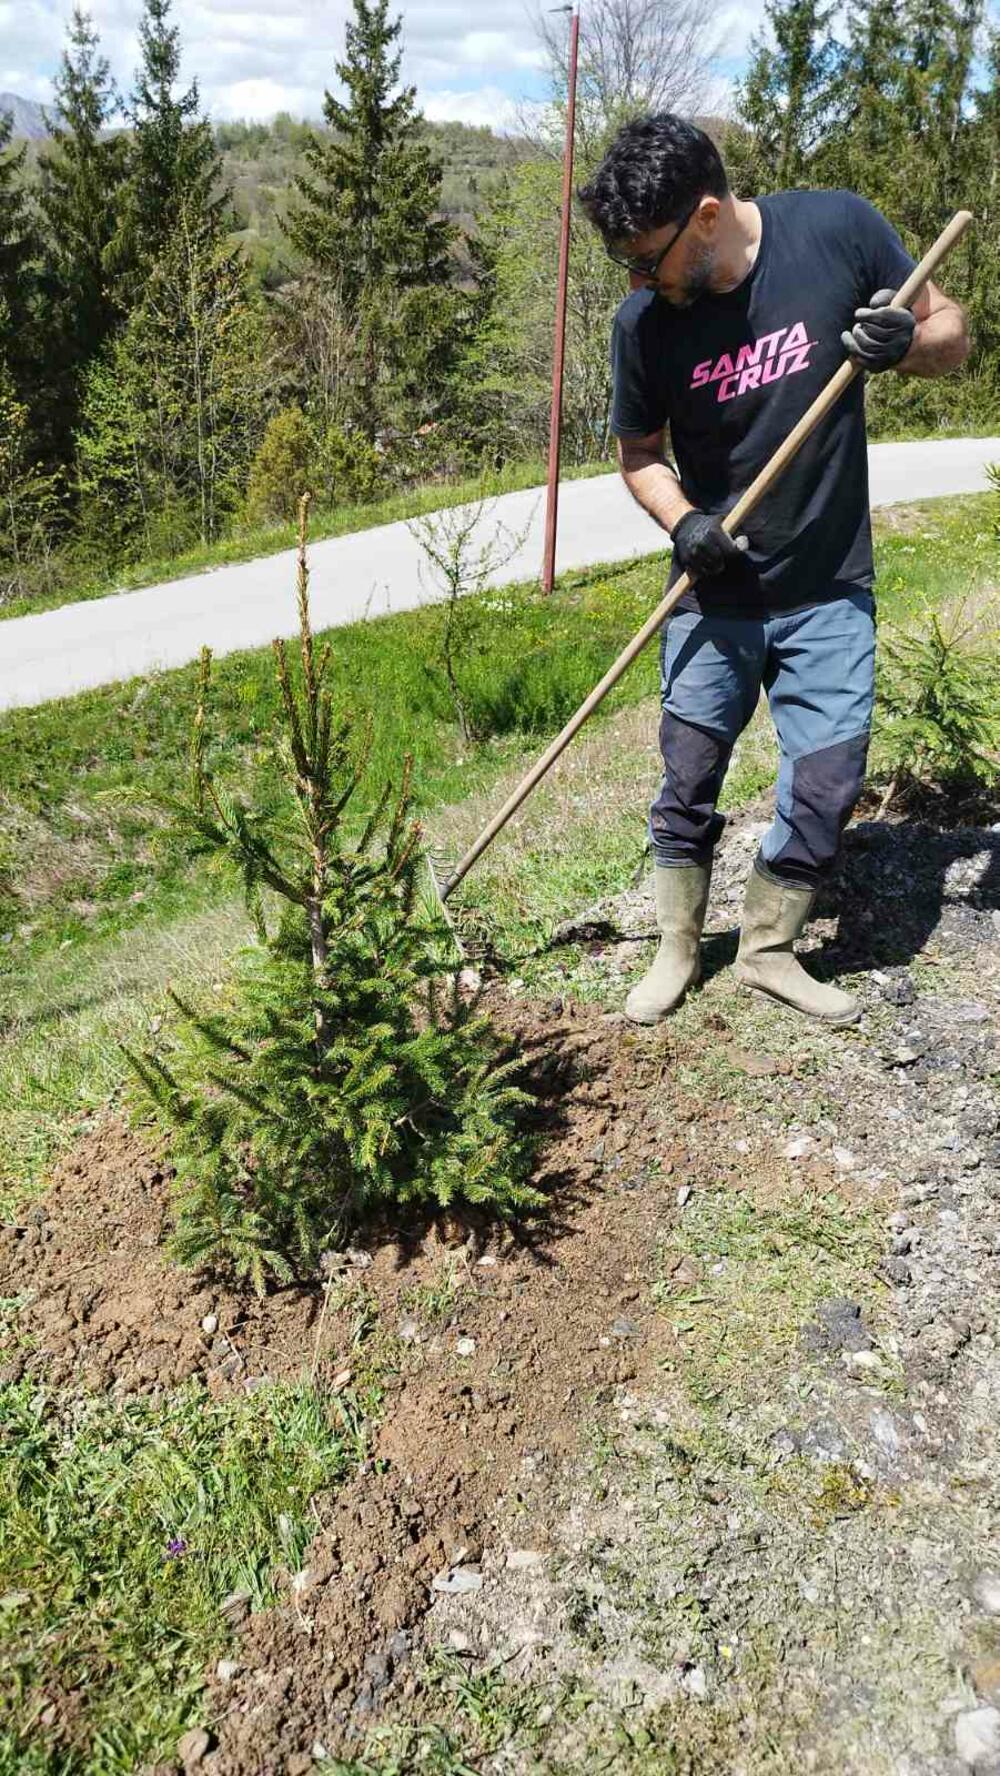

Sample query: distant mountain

[0,94,49,140]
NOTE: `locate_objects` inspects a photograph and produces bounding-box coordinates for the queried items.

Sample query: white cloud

[212,76,315,117]
[9,0,777,127]
[420,84,546,132]
[453,31,546,71]
[12,0,551,120]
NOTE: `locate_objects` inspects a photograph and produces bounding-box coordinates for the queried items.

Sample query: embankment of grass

[0,457,616,624]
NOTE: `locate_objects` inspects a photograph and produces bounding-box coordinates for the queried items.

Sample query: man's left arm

[843,278,970,379]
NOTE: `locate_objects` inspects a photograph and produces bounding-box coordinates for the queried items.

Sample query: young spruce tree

[129,499,537,1292]
[283,0,462,440]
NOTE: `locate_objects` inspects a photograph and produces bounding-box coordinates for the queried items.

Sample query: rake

[429,208,973,936]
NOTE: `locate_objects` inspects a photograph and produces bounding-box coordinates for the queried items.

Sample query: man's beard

[659,240,716,308]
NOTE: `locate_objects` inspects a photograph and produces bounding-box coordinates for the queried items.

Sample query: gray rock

[681,1664,709,1699]
[954,1706,1000,1768]
[219,1588,252,1626]
[884,1256,913,1286]
[177,1727,212,1767]
[972,1573,1000,1617]
[951,1000,992,1025]
[869,1407,903,1457]
[770,1428,801,1462]
[800,1299,873,1355]
[431,1566,484,1595]
[611,1316,639,1340]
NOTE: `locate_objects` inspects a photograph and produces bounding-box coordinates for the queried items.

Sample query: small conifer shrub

[875,596,1000,814]
[128,498,538,1291]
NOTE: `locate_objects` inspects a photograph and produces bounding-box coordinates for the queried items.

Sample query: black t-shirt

[610,189,916,613]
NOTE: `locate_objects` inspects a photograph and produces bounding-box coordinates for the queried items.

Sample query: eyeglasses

[605,197,701,277]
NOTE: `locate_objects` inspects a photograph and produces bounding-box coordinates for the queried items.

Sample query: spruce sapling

[875,596,1000,816]
[128,497,538,1293]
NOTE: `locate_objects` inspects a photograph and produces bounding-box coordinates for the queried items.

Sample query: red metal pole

[541,1,580,594]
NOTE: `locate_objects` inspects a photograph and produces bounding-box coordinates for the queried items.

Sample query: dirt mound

[0,1119,325,1397]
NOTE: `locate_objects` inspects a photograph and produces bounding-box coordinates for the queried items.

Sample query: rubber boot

[734,864,859,1025]
[624,863,711,1025]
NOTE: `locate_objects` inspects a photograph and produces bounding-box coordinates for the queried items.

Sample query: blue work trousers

[652,587,876,889]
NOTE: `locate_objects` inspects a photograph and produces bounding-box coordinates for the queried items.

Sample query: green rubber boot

[624,863,711,1026]
[734,864,859,1025]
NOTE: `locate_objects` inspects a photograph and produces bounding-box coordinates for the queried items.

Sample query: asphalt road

[2,435,997,713]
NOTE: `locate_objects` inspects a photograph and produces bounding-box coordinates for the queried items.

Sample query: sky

[0,0,760,130]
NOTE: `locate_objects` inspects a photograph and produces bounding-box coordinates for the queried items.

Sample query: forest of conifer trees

[1,0,998,610]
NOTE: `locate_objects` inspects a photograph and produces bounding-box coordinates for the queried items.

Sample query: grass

[0,457,616,624]
[0,902,249,1215]
[0,556,660,957]
[0,1374,370,1775]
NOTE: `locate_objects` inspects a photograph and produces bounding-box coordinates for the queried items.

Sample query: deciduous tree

[77,208,267,558]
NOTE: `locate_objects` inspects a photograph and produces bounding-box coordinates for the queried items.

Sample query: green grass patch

[0,1375,369,1775]
[0,459,615,624]
[0,902,249,1216]
[0,558,660,958]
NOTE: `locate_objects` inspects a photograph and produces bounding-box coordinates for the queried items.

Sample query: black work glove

[841,287,916,372]
[670,510,747,578]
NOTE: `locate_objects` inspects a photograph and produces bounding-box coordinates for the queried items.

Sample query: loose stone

[954,1706,1000,1768]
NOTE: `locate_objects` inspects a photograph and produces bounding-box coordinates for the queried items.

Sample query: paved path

[2,436,997,713]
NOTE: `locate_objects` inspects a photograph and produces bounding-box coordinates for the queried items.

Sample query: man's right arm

[616,430,695,534]
[616,430,748,579]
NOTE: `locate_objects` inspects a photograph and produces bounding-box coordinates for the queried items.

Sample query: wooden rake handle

[441,207,974,900]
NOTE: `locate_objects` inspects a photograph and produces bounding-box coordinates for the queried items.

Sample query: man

[577,115,969,1026]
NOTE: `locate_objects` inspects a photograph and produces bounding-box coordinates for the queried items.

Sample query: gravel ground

[419,812,1000,1774]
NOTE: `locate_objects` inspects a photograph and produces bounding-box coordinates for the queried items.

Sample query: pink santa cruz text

[690,323,816,404]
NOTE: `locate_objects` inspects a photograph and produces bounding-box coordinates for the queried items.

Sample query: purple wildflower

[165,1537,188,1558]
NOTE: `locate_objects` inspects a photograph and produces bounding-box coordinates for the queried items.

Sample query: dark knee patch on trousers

[769,731,870,882]
[651,711,732,864]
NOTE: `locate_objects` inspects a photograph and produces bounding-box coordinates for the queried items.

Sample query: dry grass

[0,899,251,1212]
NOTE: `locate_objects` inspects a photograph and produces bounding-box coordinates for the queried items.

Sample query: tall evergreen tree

[727,0,998,429]
[284,0,462,439]
[38,10,127,451]
[109,0,226,299]
[0,110,38,403]
[727,0,841,191]
[812,0,909,191]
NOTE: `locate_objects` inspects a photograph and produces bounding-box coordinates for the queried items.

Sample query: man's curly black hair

[577,114,728,244]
